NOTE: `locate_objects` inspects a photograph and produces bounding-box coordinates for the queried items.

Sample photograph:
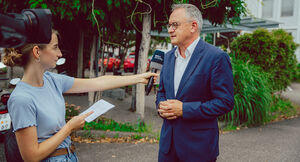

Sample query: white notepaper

[80,99,115,122]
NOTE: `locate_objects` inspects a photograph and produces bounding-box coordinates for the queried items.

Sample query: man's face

[168,8,192,47]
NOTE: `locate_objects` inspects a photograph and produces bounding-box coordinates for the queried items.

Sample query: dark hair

[3,29,59,68]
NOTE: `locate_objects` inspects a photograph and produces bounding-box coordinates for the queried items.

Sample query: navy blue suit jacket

[156,39,234,161]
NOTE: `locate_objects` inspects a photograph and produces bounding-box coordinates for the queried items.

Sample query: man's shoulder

[202,41,224,54]
[198,40,228,60]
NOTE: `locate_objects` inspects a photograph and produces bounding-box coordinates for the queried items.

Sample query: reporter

[3,29,157,162]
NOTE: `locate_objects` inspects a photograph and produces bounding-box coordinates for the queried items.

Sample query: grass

[221,95,298,131]
[83,117,149,133]
[221,125,238,131]
[267,95,298,122]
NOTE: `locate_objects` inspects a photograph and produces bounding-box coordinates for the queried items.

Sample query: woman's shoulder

[8,90,33,107]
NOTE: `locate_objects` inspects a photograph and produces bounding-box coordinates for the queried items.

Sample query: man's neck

[178,35,199,58]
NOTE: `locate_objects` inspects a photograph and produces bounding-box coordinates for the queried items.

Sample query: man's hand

[158,100,183,120]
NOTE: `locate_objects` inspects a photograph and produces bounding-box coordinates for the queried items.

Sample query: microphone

[146,50,164,95]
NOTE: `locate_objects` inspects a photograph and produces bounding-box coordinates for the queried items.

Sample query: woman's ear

[32,45,40,60]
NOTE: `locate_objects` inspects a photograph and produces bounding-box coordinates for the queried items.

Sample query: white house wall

[245,0,300,62]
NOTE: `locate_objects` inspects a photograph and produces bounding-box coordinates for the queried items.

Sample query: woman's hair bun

[3,48,23,67]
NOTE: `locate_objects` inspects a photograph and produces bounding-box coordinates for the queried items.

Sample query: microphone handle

[146,68,157,95]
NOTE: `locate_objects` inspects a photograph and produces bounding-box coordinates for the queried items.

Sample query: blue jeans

[42,152,78,162]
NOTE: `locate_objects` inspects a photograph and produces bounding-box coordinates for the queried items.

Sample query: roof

[151,17,281,37]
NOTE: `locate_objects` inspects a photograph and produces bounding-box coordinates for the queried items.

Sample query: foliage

[268,95,297,121]
[230,28,299,91]
[64,102,148,133]
[292,63,300,82]
[200,33,213,44]
[83,117,148,133]
[221,124,238,131]
[221,59,272,126]
[65,103,81,121]
[0,67,7,74]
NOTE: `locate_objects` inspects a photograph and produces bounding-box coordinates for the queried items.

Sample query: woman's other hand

[66,111,94,131]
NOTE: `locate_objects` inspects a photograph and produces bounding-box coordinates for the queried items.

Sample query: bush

[292,63,300,82]
[230,28,298,91]
[221,59,272,126]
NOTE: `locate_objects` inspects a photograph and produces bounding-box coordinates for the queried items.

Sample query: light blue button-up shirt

[174,37,200,96]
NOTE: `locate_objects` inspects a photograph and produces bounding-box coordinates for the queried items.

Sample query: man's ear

[191,21,198,33]
[32,46,40,60]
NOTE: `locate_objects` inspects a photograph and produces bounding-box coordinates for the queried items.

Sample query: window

[281,0,294,17]
[262,0,273,18]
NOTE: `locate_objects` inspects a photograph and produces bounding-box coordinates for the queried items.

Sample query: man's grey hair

[172,4,203,32]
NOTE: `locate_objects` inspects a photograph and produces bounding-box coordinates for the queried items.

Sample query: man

[156,4,234,162]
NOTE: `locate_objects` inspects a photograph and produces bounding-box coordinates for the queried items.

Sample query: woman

[4,30,157,162]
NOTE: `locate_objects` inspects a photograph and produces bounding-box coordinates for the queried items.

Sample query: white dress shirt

[174,37,200,96]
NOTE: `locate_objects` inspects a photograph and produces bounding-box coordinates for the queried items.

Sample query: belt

[48,144,76,158]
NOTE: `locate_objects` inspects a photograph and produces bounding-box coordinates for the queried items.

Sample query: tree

[1,0,248,121]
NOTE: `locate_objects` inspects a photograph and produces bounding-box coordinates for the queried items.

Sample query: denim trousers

[42,151,78,162]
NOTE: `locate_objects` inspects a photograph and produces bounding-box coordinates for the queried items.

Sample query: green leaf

[41,3,47,8]
[30,1,39,8]
[93,9,100,15]
[157,0,161,3]
[107,0,113,6]
[115,1,120,8]
[99,9,105,20]
[28,0,36,4]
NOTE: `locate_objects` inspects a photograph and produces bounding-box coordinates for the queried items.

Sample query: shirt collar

[175,37,200,58]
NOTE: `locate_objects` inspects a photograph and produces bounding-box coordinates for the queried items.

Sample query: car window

[128,55,135,58]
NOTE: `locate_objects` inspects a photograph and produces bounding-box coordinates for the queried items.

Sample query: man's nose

[168,27,174,33]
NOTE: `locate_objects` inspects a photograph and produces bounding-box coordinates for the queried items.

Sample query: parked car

[89,57,121,72]
[124,52,135,72]
[124,52,150,73]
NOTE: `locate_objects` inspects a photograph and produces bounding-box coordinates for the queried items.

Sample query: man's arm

[156,65,167,109]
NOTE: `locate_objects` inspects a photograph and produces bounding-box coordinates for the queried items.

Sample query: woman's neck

[22,64,46,87]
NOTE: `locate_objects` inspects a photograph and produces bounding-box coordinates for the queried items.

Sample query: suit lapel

[176,39,205,98]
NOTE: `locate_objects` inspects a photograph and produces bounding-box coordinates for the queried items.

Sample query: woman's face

[39,33,62,69]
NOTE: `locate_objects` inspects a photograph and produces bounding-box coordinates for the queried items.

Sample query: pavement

[1,75,300,161]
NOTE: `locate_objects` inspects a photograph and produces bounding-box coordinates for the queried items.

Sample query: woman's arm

[15,112,92,162]
[65,72,157,94]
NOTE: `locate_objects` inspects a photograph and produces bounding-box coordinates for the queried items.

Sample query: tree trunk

[94,35,104,102]
[88,35,96,106]
[77,30,84,78]
[136,13,151,122]
[130,20,143,112]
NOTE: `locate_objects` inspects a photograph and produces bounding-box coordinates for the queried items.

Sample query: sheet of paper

[80,99,115,122]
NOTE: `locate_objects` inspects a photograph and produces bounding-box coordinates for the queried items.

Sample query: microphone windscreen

[150,50,164,70]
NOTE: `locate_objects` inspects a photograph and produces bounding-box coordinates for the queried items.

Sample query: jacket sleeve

[182,53,234,120]
[155,64,167,110]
